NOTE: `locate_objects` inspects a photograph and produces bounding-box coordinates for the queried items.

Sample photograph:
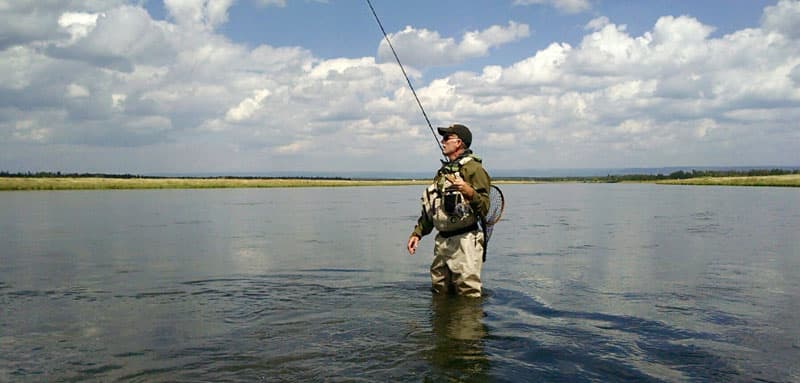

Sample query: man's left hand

[449,177,475,200]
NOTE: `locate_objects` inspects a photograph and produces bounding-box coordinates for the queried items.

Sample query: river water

[1,184,798,382]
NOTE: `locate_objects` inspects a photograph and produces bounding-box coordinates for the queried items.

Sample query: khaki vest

[421,156,479,232]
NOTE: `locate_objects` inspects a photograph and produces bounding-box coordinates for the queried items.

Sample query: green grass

[656,174,800,187]
[0,177,429,191]
[3,174,797,190]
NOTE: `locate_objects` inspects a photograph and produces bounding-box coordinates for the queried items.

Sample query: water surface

[1,184,798,381]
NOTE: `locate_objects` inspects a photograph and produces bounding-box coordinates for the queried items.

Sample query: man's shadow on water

[424,294,490,382]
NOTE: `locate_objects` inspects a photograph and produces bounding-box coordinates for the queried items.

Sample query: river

[1,184,798,382]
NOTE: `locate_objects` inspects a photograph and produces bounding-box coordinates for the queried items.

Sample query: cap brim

[437,127,452,136]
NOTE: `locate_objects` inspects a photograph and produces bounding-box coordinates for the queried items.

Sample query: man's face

[440,134,462,156]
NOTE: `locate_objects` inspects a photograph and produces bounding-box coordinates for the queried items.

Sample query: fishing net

[481,185,505,262]
[485,185,504,226]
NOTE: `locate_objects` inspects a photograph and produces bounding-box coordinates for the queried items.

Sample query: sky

[1,0,799,175]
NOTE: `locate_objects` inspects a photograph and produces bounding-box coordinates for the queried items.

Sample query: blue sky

[1,0,798,174]
[145,1,776,76]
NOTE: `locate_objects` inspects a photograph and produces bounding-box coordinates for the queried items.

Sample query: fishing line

[365,0,445,157]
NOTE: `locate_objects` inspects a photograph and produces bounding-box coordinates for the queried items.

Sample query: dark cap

[437,124,472,148]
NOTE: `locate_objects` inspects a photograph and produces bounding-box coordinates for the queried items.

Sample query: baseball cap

[436,124,472,148]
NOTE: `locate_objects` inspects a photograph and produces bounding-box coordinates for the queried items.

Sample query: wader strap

[439,223,479,238]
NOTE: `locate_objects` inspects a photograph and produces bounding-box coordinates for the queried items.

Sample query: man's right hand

[407,235,420,255]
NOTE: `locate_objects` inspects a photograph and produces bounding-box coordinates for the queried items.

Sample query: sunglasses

[441,135,460,143]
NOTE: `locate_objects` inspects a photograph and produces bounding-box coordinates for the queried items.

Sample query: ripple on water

[484,288,745,382]
[152,275,439,381]
[0,270,790,382]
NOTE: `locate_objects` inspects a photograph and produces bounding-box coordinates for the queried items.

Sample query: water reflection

[427,295,489,382]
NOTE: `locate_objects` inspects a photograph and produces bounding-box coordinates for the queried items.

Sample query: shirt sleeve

[410,174,438,239]
[411,208,434,239]
[462,161,491,218]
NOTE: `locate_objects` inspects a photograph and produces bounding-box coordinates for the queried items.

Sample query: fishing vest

[421,155,481,234]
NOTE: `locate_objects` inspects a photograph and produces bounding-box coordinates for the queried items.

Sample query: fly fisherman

[407,124,491,298]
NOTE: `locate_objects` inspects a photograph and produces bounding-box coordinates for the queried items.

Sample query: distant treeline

[1,171,150,179]
[2,168,798,182]
[0,171,357,181]
[496,168,800,182]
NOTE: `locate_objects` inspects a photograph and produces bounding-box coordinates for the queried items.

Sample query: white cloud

[225,89,272,122]
[58,12,101,42]
[499,42,571,85]
[762,0,800,38]
[0,0,126,49]
[164,0,234,29]
[0,1,798,173]
[585,16,610,31]
[378,21,530,68]
[0,3,63,49]
[651,15,714,46]
[513,0,591,14]
[111,93,127,109]
[693,118,719,139]
[462,21,531,55]
[0,46,46,90]
[417,11,800,168]
[615,119,653,135]
[13,119,51,143]
[48,6,174,71]
[66,83,90,98]
[274,140,313,154]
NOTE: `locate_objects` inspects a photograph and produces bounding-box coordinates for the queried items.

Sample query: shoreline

[1,174,798,191]
[654,174,800,187]
[0,177,430,191]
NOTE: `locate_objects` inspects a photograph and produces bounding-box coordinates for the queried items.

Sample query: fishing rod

[365,0,446,158]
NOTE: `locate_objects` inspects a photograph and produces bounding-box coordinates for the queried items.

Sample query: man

[406,124,491,298]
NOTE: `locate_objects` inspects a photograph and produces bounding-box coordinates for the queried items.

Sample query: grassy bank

[0,177,429,191]
[656,174,800,187]
[3,174,798,190]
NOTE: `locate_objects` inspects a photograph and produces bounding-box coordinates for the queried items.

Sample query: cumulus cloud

[164,0,234,30]
[58,12,101,42]
[762,0,800,38]
[226,89,272,122]
[0,1,798,173]
[377,21,530,68]
[429,11,800,167]
[45,6,175,73]
[514,0,591,14]
[584,16,610,31]
[0,0,126,49]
